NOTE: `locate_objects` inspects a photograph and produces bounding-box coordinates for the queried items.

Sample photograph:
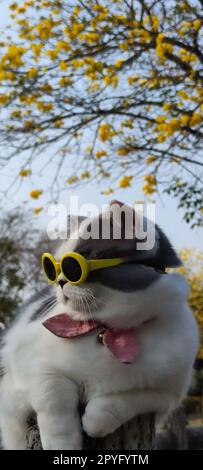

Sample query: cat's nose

[58,279,67,289]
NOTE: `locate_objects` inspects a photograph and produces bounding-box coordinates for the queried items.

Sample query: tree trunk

[166,406,188,450]
[26,413,155,450]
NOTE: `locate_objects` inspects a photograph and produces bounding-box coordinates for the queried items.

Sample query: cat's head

[54,201,181,326]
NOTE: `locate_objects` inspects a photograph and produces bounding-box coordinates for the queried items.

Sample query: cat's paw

[82,409,120,438]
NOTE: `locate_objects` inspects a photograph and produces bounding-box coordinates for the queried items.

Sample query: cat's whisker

[83,288,106,305]
[81,296,98,327]
[86,292,107,307]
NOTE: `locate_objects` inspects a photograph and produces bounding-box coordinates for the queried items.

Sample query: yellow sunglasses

[42,252,126,286]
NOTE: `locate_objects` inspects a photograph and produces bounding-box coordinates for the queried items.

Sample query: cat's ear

[109,200,141,240]
[109,200,181,269]
[67,215,86,237]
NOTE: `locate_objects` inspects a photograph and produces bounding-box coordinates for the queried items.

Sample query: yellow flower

[193,19,201,30]
[81,171,91,179]
[0,93,10,105]
[40,83,53,93]
[156,115,167,123]
[56,41,71,52]
[36,18,55,40]
[146,155,157,165]
[178,49,197,62]
[152,15,159,32]
[59,77,73,87]
[11,109,22,118]
[65,22,85,39]
[157,134,167,143]
[101,187,114,195]
[181,114,190,126]
[95,150,108,158]
[99,123,116,142]
[190,112,202,126]
[17,7,26,14]
[37,102,53,113]
[119,40,131,50]
[46,49,59,61]
[33,207,43,215]
[4,45,26,67]
[168,118,181,131]
[27,67,38,79]
[29,189,43,199]
[142,183,156,195]
[103,75,118,88]
[117,147,130,156]
[119,176,133,188]
[71,59,85,69]
[9,3,18,10]
[66,176,79,184]
[156,118,181,140]
[0,70,7,81]
[79,32,100,44]
[93,4,108,13]
[59,61,68,71]
[144,174,157,185]
[156,33,173,60]
[20,94,39,105]
[128,75,139,85]
[19,169,31,177]
[177,90,189,100]
[73,5,82,16]
[162,103,172,111]
[53,119,64,128]
[114,59,124,69]
[121,118,134,128]
[31,43,42,57]
[142,174,157,195]
[24,119,36,130]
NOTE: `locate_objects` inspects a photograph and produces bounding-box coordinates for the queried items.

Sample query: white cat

[0,202,199,449]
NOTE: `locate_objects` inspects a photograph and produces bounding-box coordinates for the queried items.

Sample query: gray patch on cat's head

[71,205,181,272]
[87,263,161,292]
[56,201,181,295]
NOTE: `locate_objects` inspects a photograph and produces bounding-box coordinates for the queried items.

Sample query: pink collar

[42,314,140,364]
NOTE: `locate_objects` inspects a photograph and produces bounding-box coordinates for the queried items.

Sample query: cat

[0,201,199,450]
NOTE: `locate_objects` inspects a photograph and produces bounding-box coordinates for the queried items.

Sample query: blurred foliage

[0,209,54,325]
[178,248,203,359]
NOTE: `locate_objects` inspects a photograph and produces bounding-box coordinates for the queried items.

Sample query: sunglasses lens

[43,257,56,282]
[61,257,82,283]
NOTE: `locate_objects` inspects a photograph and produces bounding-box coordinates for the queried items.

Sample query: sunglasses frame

[42,252,126,286]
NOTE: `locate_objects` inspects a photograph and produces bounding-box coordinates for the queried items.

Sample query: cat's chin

[57,298,93,322]
[66,309,90,321]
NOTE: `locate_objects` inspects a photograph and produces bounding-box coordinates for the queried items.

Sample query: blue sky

[0,1,202,251]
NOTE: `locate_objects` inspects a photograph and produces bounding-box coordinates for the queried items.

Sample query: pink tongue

[43,313,99,338]
[103,329,139,363]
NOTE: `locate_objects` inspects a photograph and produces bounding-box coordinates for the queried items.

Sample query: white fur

[0,265,199,449]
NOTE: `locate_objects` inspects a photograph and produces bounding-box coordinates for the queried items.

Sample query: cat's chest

[8,321,139,394]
